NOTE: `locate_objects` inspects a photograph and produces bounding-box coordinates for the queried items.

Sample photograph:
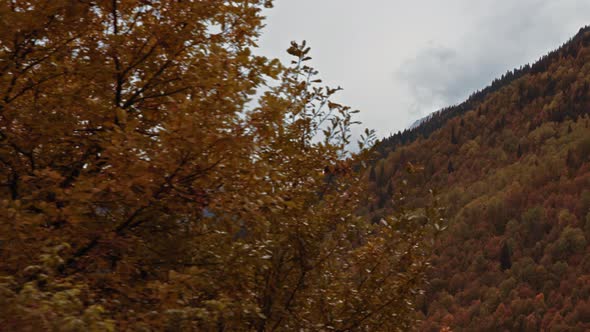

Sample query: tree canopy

[0,1,437,330]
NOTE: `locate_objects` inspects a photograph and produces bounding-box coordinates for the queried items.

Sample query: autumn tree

[0,1,438,330]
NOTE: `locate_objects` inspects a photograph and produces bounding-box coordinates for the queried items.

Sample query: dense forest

[369,26,590,331]
[2,1,589,331]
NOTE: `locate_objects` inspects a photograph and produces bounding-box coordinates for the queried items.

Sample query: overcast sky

[256,0,590,139]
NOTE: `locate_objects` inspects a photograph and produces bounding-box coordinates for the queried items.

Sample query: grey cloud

[394,42,517,118]
[259,0,590,137]
[394,0,590,120]
[395,45,470,116]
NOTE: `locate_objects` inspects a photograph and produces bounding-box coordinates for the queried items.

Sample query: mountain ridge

[366,25,590,331]
[378,25,590,157]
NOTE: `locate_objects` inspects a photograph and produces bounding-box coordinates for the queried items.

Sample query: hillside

[378,26,590,156]
[369,27,590,331]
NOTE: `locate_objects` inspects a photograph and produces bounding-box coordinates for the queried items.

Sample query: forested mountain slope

[378,26,590,156]
[369,27,590,331]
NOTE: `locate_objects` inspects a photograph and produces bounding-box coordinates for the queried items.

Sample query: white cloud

[257,0,590,137]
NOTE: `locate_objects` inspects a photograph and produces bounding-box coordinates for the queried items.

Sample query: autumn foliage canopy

[0,1,438,330]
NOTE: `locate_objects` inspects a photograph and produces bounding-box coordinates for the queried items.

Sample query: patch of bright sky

[256,0,590,139]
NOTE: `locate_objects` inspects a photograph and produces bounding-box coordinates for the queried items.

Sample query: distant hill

[367,26,590,331]
[377,26,590,157]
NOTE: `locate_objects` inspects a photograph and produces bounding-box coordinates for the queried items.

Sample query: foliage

[0,245,115,331]
[0,1,437,330]
[368,26,590,331]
